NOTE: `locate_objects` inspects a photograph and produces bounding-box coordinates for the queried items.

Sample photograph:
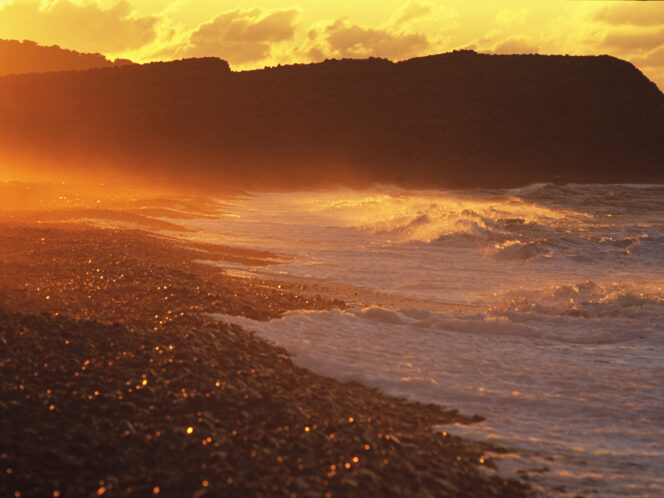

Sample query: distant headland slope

[0,39,132,76]
[0,51,662,190]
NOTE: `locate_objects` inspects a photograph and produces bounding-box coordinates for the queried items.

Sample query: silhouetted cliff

[0,52,662,190]
[0,39,132,77]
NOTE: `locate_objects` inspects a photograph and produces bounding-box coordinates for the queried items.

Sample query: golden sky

[0,0,663,89]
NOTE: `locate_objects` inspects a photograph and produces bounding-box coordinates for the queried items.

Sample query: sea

[176,183,663,497]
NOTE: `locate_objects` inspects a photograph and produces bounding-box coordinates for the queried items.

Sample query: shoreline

[0,221,532,497]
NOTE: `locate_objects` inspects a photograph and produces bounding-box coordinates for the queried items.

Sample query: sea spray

[188,184,664,496]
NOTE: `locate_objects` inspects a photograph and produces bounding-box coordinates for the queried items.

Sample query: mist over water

[184,184,663,497]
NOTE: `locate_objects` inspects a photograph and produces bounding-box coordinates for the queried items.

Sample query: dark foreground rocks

[0,224,532,497]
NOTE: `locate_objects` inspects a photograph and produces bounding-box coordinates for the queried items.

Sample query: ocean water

[181,184,663,496]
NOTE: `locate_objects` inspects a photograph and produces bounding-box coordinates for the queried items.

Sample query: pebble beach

[0,220,531,497]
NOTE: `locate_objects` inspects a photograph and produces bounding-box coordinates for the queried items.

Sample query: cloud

[391,1,434,27]
[469,27,539,57]
[495,9,528,27]
[306,18,430,61]
[630,45,664,78]
[463,9,538,57]
[599,26,664,53]
[0,0,157,53]
[298,1,462,63]
[636,46,664,68]
[564,2,664,90]
[186,8,299,65]
[592,3,664,27]
[630,45,664,91]
[389,1,459,41]
[586,2,664,57]
[490,35,539,55]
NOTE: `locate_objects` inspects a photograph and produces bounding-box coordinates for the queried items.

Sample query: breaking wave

[191,183,664,497]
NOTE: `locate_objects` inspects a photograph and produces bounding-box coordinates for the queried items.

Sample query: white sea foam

[209,300,664,497]
[184,184,664,497]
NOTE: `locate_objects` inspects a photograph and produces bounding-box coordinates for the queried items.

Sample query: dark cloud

[187,9,298,65]
[310,18,430,60]
[0,0,157,53]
